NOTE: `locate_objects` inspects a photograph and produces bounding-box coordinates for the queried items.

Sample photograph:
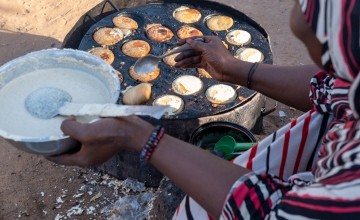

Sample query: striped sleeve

[221,119,360,220]
[221,173,292,220]
[221,169,360,220]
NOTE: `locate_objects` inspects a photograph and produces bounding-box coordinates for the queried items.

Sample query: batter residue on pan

[112,16,139,30]
[129,65,160,82]
[93,27,123,46]
[153,95,184,115]
[173,6,202,24]
[205,84,237,104]
[177,26,203,39]
[122,40,151,58]
[206,15,234,31]
[88,47,115,64]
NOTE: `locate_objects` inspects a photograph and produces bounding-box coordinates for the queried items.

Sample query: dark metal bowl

[190,121,256,150]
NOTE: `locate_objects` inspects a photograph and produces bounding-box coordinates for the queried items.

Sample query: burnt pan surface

[78,2,273,119]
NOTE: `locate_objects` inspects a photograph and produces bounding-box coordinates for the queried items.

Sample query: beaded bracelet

[140,125,165,161]
[246,62,259,90]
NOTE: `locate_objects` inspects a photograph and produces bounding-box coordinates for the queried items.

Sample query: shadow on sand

[0,30,61,65]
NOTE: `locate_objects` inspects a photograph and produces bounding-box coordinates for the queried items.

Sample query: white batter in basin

[0,49,120,155]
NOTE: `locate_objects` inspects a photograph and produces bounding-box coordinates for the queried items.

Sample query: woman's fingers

[46,151,84,166]
[175,56,203,68]
[174,49,201,62]
[176,38,187,46]
[60,117,89,142]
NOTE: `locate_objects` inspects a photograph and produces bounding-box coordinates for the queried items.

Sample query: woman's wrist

[222,58,250,85]
[121,116,155,152]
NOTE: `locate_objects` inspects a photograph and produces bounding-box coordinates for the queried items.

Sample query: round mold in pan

[144,23,175,43]
[112,13,143,30]
[172,75,204,96]
[204,14,235,32]
[176,25,205,39]
[78,2,272,120]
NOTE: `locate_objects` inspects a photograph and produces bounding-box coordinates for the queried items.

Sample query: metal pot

[189,121,257,149]
[0,49,120,156]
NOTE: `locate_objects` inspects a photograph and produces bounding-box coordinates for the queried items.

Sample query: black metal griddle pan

[76,1,273,119]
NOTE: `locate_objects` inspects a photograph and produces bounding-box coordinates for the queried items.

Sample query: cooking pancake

[145,24,174,43]
[197,68,212,78]
[163,47,180,67]
[235,48,264,63]
[173,6,201,24]
[205,84,237,104]
[172,75,203,95]
[116,71,124,83]
[122,40,151,58]
[226,30,251,46]
[129,65,160,82]
[206,15,234,31]
[93,27,123,46]
[88,47,115,64]
[177,26,203,39]
[222,41,229,49]
[112,16,138,30]
[153,95,184,115]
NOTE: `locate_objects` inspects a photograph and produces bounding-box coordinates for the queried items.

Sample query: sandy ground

[0,0,313,219]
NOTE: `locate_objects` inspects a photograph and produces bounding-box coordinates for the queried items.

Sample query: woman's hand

[174,36,236,81]
[47,116,154,167]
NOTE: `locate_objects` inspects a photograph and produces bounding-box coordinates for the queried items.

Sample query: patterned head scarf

[299,0,360,118]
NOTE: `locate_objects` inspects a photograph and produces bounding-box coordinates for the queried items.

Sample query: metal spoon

[25,87,169,120]
[133,38,204,75]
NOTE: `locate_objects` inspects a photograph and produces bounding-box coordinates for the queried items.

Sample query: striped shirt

[173,1,360,219]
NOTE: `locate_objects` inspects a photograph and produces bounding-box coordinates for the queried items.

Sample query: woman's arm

[175,37,320,111]
[224,61,318,111]
[48,116,250,218]
[148,134,250,218]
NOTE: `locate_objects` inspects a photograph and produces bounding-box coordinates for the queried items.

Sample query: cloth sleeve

[221,173,292,220]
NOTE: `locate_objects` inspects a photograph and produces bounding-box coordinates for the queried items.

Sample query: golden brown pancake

[222,41,229,49]
[163,47,180,67]
[197,68,212,78]
[116,71,124,83]
[88,47,115,64]
[177,26,203,39]
[129,65,160,82]
[121,40,151,58]
[93,27,123,46]
[112,16,138,30]
[206,15,234,31]
[122,83,152,105]
[145,24,174,42]
[173,6,201,24]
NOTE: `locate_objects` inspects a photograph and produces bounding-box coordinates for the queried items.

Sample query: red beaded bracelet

[140,125,165,161]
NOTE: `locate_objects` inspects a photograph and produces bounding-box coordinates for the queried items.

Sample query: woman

[49,0,360,219]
